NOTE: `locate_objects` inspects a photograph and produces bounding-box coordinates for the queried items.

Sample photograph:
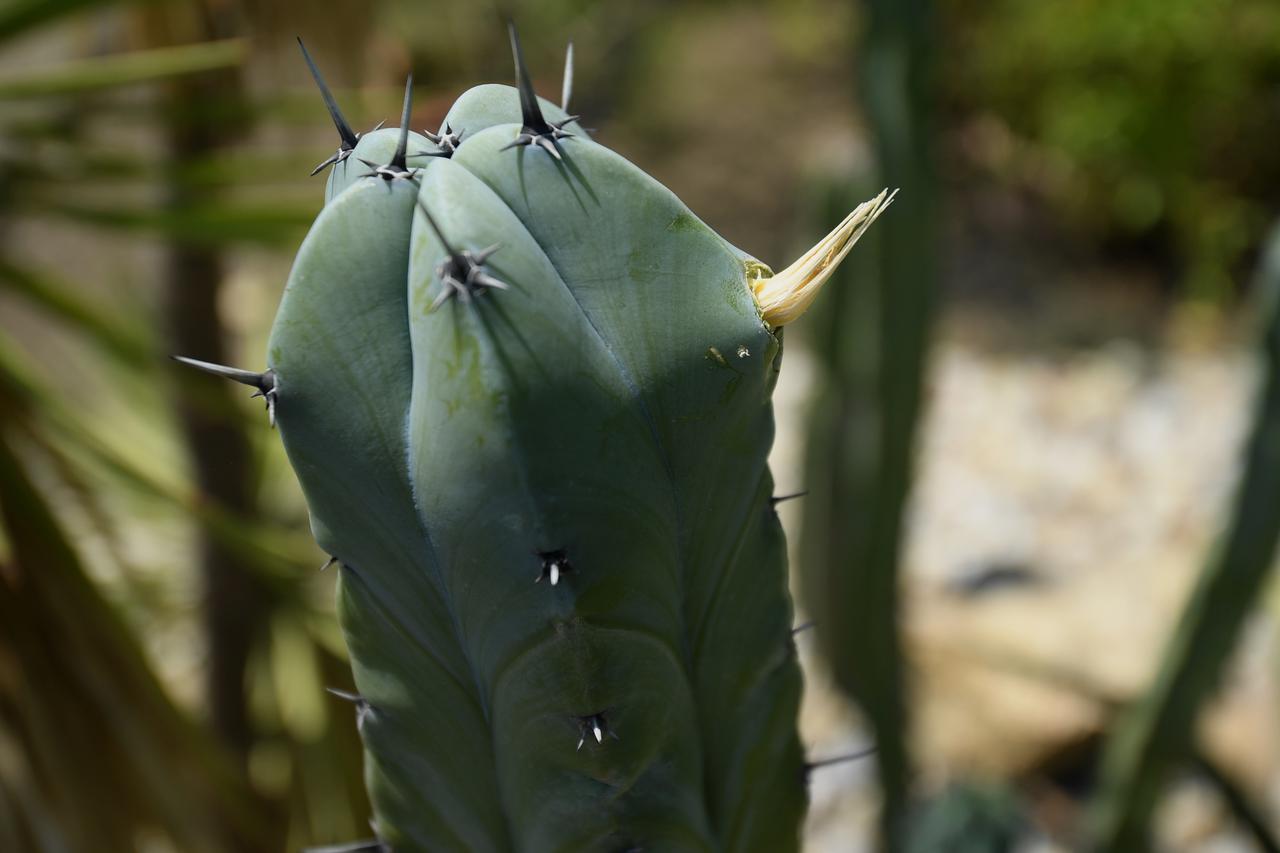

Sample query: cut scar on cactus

[751,188,897,326]
[170,355,277,426]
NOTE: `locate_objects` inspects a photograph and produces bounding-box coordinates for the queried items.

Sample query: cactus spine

[178,26,888,852]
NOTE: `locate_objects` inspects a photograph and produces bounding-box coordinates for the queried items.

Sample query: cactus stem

[751,189,897,326]
[424,122,464,156]
[535,549,572,585]
[561,41,574,113]
[170,355,277,426]
[771,490,808,507]
[503,22,577,159]
[297,37,366,176]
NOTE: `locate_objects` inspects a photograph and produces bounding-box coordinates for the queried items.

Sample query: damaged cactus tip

[750,188,897,326]
[176,21,889,853]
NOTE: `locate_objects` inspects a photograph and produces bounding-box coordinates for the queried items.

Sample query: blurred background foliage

[0,0,1278,850]
[945,0,1280,304]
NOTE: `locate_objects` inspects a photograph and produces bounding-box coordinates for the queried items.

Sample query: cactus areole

[177,25,889,853]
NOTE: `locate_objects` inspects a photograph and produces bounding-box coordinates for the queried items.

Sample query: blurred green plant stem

[800,0,939,847]
[1090,219,1280,849]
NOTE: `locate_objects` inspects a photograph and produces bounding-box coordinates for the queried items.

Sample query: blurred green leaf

[799,0,939,845]
[905,782,1026,853]
[27,199,315,246]
[946,0,1280,300]
[1091,221,1280,848]
[0,259,152,367]
[0,341,315,591]
[0,422,277,852]
[0,39,246,99]
[0,0,166,44]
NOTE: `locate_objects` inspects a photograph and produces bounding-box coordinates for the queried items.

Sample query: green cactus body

[274,117,801,849]
[241,32,889,853]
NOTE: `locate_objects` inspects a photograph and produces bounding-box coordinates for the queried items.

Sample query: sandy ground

[779,333,1280,850]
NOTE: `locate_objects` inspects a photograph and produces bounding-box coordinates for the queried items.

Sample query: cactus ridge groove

[338,567,490,722]
[456,157,699,689]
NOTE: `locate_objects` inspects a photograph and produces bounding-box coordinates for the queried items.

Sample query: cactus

[177,26,889,852]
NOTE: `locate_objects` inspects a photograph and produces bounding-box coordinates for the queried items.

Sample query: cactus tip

[751,189,897,326]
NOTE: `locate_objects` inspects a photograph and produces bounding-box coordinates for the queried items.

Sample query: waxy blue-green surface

[272,82,803,853]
